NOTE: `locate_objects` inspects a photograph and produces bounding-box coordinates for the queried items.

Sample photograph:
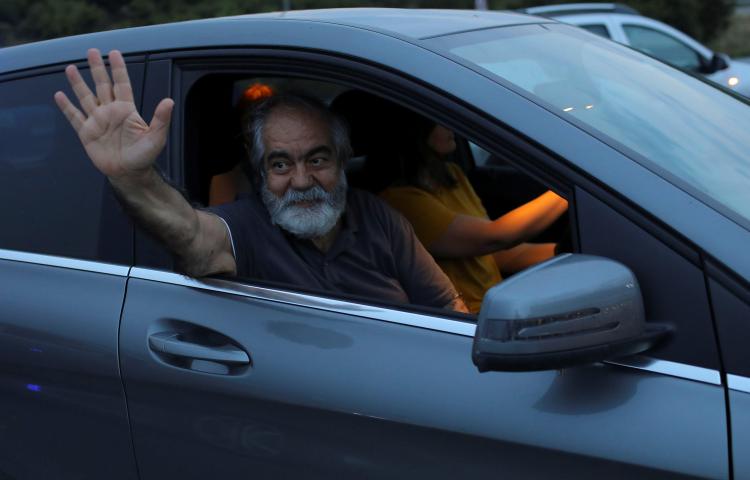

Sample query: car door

[118,50,728,479]
[120,268,728,479]
[709,265,750,479]
[0,60,142,478]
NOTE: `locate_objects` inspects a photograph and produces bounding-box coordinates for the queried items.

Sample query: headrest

[330,90,418,157]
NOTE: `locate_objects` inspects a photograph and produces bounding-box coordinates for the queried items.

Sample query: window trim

[621,23,704,71]
[0,248,130,276]
[137,48,580,314]
[0,247,725,387]
[129,267,477,335]
[127,266,724,387]
[163,48,575,197]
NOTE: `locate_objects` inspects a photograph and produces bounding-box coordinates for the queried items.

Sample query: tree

[2,0,735,46]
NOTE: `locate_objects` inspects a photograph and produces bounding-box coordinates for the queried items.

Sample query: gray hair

[243,93,352,180]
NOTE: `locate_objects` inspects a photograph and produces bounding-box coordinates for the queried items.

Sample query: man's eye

[309,157,327,166]
[271,161,289,171]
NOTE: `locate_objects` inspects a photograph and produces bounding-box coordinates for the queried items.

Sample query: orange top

[380,163,501,313]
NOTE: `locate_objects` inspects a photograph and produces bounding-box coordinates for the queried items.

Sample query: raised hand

[54,48,174,179]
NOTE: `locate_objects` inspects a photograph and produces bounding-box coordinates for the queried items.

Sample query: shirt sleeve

[383,205,459,309]
[380,186,457,248]
[205,198,256,277]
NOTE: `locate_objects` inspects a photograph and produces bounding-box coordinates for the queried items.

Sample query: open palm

[54,49,173,178]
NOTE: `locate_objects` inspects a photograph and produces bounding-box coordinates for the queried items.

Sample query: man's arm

[384,205,467,313]
[54,48,235,276]
[110,168,236,276]
[445,295,470,314]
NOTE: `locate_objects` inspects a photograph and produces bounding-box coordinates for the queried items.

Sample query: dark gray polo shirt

[208,188,457,309]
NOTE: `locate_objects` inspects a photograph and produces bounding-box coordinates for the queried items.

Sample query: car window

[179,68,571,316]
[0,69,139,264]
[622,24,702,71]
[579,24,611,39]
[432,23,750,231]
[469,142,491,166]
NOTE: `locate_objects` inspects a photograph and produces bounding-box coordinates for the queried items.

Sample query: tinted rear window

[0,66,141,264]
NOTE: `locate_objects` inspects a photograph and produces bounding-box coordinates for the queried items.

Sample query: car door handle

[148,332,250,365]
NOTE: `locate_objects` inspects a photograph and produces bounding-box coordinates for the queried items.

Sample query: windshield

[430,23,750,227]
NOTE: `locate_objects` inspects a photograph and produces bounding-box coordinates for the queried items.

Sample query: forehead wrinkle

[263,108,334,165]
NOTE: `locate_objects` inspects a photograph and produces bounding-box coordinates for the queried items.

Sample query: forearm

[486,191,568,251]
[109,168,232,276]
[431,191,567,258]
[110,167,198,249]
[493,242,556,276]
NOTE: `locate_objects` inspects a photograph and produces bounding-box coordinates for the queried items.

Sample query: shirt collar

[283,191,358,260]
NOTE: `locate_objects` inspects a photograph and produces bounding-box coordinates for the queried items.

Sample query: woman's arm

[493,242,556,276]
[428,191,568,258]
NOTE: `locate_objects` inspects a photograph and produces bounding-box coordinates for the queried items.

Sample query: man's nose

[290,164,313,190]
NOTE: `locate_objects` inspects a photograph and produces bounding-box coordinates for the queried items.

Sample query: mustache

[279,185,328,206]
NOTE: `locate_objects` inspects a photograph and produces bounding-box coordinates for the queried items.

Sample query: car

[520,2,750,97]
[1,7,749,479]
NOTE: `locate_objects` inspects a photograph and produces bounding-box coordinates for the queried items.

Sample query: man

[54,49,467,312]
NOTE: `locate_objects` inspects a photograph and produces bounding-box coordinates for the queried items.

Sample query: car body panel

[575,188,719,368]
[0,254,137,479]
[729,385,750,479]
[0,10,547,75]
[119,272,726,478]
[709,277,750,479]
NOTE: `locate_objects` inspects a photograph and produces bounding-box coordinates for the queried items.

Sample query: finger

[88,48,114,104]
[65,64,98,116]
[109,50,134,103]
[148,98,174,133]
[54,91,86,132]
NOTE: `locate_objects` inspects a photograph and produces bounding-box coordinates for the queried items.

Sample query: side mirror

[702,52,730,74]
[473,254,671,372]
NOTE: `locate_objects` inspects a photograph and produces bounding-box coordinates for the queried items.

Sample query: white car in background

[522,3,750,97]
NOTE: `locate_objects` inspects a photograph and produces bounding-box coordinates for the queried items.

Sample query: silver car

[0,8,748,479]
[522,2,750,97]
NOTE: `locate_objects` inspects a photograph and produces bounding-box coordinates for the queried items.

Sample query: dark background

[0,0,736,47]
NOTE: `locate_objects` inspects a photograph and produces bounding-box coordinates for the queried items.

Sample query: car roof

[0,8,544,75]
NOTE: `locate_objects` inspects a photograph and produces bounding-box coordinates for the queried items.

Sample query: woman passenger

[378,114,568,313]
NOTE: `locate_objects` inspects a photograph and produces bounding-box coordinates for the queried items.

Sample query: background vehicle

[521,2,750,97]
[1,8,749,479]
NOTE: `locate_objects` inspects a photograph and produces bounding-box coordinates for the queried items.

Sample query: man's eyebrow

[305,145,333,158]
[266,150,291,162]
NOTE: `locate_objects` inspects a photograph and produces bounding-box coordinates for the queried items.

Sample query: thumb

[149,98,174,133]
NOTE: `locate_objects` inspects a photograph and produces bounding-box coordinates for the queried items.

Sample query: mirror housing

[701,52,730,74]
[473,254,670,372]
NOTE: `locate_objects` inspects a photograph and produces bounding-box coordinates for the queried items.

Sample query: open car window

[181,69,572,318]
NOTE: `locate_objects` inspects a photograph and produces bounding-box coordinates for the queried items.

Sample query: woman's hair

[386,110,457,193]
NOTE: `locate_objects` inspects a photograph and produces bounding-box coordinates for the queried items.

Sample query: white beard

[260,173,348,239]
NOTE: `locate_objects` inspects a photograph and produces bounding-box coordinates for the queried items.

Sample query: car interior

[182,73,571,312]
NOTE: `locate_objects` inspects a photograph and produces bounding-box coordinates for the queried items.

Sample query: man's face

[262,106,340,196]
[259,105,347,239]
